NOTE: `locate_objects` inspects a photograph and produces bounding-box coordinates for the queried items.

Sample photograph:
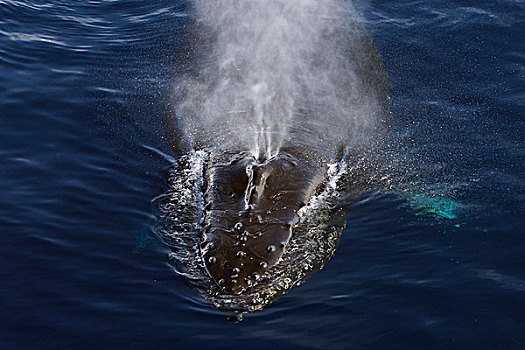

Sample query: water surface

[1,0,523,348]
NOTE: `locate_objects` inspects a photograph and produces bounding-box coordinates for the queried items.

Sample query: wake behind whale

[156,0,391,320]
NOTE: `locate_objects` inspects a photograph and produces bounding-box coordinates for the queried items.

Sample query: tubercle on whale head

[201,221,293,295]
[199,151,325,295]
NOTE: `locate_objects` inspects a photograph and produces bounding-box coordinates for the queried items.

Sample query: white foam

[297,158,348,222]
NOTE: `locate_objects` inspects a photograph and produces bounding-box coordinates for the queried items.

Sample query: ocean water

[1,0,524,349]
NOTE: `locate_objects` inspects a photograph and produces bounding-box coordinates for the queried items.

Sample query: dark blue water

[1,0,523,348]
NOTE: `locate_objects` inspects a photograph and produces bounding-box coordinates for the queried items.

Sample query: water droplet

[279,241,286,248]
[218,279,225,285]
[231,279,237,284]
[208,256,216,264]
[232,267,240,273]
[259,261,268,268]
[226,314,243,323]
[267,245,276,252]
[234,222,243,230]
[231,274,239,278]
[252,273,260,280]
[236,251,246,258]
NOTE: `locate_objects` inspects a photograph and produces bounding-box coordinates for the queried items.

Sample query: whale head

[200,151,325,295]
[153,147,354,317]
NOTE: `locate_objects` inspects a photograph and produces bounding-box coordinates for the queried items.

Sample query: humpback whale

[155,0,391,320]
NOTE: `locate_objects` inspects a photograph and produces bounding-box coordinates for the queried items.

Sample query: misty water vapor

[172,0,389,161]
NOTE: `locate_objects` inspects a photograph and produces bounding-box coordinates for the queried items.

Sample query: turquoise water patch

[407,194,463,220]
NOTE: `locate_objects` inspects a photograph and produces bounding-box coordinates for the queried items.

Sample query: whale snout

[202,222,292,294]
[200,152,324,295]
